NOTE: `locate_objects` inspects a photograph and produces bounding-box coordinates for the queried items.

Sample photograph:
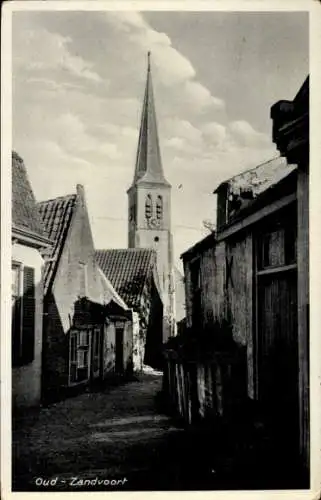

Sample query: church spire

[131,52,171,187]
[147,50,151,72]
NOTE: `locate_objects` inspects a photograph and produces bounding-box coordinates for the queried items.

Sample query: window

[260,229,285,268]
[69,332,78,382]
[69,329,91,384]
[12,265,20,305]
[284,225,297,265]
[79,329,89,346]
[258,224,297,271]
[77,349,88,369]
[70,334,77,362]
[12,264,22,365]
[156,196,163,220]
[12,263,35,366]
[145,194,153,219]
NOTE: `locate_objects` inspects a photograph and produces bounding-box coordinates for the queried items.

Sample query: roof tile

[95,248,156,309]
[38,193,77,293]
[12,151,45,236]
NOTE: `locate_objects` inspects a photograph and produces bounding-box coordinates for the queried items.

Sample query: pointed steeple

[131,52,171,187]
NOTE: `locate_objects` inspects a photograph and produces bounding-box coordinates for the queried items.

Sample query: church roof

[38,193,77,293]
[130,52,171,188]
[12,151,46,237]
[95,248,157,309]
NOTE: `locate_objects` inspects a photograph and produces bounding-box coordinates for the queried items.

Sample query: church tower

[127,52,175,341]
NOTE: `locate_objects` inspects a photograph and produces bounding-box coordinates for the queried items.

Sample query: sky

[12,10,309,269]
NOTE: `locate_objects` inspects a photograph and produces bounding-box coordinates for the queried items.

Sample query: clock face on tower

[148,217,161,228]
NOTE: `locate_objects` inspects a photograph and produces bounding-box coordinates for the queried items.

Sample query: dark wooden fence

[162,346,247,426]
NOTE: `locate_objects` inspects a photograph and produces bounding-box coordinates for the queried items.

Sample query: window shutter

[22,266,35,364]
[12,296,22,367]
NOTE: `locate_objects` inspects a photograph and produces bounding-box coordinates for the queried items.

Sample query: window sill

[257,263,297,276]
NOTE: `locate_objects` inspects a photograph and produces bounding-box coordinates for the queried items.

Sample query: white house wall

[12,243,44,407]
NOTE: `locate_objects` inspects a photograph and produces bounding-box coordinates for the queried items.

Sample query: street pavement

[12,371,303,491]
[13,372,218,491]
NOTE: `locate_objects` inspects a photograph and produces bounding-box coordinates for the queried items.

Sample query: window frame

[256,208,297,273]
[69,329,91,385]
[145,194,153,220]
[12,261,23,363]
[156,195,163,221]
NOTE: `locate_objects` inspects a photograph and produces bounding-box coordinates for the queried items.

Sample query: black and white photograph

[1,1,319,497]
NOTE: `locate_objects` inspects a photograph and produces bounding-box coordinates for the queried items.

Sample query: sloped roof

[12,151,45,236]
[214,155,296,198]
[97,267,129,311]
[182,162,297,259]
[95,248,156,309]
[214,156,297,223]
[38,193,77,293]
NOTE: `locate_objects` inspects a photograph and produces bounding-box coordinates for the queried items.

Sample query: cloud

[163,118,206,157]
[163,116,270,162]
[106,11,147,31]
[184,81,225,111]
[152,47,196,86]
[227,120,270,148]
[14,28,102,83]
[201,122,227,146]
[200,119,271,152]
[25,77,85,92]
[103,10,222,112]
[12,11,280,268]
[164,118,202,143]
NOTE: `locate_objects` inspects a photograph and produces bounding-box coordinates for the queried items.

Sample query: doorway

[115,323,124,375]
[255,212,299,451]
[90,327,102,381]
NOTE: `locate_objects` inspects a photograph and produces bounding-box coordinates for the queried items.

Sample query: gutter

[12,225,53,249]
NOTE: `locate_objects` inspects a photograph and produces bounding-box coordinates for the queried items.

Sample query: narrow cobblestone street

[12,373,218,491]
[12,371,303,492]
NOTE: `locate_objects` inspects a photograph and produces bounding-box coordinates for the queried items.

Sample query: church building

[127,52,176,342]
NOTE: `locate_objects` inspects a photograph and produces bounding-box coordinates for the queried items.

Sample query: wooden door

[91,327,101,380]
[257,269,298,441]
[115,325,124,374]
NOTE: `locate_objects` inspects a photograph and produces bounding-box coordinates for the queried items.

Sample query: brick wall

[42,294,69,399]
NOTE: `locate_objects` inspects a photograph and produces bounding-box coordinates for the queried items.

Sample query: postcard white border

[1,1,321,500]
